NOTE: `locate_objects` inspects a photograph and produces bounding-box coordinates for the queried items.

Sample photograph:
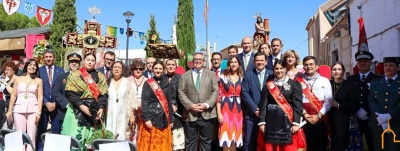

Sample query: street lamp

[123,11,134,65]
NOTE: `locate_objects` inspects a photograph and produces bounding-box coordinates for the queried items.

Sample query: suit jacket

[368,76,400,150]
[39,65,64,106]
[266,54,282,70]
[96,66,112,78]
[142,70,152,78]
[328,80,358,149]
[241,68,273,119]
[347,73,381,116]
[178,68,219,122]
[53,71,70,120]
[237,52,255,72]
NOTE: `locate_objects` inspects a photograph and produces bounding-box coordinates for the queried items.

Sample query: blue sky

[17,0,327,59]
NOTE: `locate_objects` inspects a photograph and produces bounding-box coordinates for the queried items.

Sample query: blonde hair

[283,49,300,67]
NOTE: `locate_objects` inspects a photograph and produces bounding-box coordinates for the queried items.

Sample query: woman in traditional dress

[283,50,303,80]
[0,62,18,128]
[137,60,173,151]
[127,59,147,143]
[258,60,305,151]
[328,62,359,151]
[106,61,130,140]
[6,59,43,151]
[61,53,108,150]
[217,56,244,151]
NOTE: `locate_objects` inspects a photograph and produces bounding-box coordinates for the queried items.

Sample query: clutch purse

[74,99,99,127]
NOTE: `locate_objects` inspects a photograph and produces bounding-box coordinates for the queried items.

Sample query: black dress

[328,80,358,151]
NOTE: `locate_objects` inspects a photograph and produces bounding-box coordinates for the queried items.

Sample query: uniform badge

[268,82,275,89]
[88,78,94,84]
[283,83,291,90]
[63,79,66,84]
[152,83,158,89]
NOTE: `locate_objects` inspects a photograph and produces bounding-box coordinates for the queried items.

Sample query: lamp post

[123,11,134,65]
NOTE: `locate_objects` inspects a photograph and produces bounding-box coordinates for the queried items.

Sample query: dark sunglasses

[133,68,144,71]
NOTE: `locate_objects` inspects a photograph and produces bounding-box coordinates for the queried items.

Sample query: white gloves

[356,108,369,120]
[375,112,391,125]
[381,122,389,131]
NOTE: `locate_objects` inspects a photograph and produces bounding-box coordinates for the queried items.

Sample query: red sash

[147,78,170,124]
[79,67,100,101]
[266,80,294,122]
[296,77,323,115]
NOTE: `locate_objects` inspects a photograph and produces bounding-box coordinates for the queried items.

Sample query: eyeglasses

[133,68,144,71]
[105,58,115,62]
[193,58,204,61]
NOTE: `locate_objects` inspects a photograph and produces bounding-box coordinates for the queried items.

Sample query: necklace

[24,79,33,99]
[113,77,122,102]
[134,77,144,95]
[333,82,343,98]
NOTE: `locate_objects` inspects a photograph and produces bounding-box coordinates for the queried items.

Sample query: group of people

[0,35,399,151]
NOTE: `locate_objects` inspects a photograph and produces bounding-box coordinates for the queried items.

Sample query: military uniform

[368,57,400,151]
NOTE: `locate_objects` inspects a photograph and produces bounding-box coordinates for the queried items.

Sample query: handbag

[86,118,114,145]
[74,99,99,127]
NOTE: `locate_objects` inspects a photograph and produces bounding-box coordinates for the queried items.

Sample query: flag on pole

[107,26,117,37]
[139,32,145,45]
[24,2,34,13]
[357,17,369,51]
[203,0,208,25]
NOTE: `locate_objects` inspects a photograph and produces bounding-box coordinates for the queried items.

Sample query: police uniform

[346,51,381,150]
[53,53,82,126]
[368,57,400,151]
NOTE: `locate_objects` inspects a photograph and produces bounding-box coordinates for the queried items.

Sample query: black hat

[67,53,82,62]
[355,51,374,61]
[383,57,400,64]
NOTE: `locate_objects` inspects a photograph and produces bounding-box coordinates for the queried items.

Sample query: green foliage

[177,0,196,69]
[29,17,41,27]
[144,14,161,58]
[49,0,77,67]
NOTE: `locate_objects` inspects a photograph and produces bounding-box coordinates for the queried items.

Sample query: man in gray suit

[178,52,219,151]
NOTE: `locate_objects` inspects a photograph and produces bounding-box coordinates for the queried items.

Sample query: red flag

[36,6,52,26]
[357,17,369,51]
[203,0,208,25]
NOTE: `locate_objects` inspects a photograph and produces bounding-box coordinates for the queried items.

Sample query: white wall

[349,0,400,64]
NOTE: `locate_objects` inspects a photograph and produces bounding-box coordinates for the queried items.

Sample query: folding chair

[0,129,35,151]
[41,133,81,150]
[91,139,136,151]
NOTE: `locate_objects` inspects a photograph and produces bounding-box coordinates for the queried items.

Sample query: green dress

[61,69,108,151]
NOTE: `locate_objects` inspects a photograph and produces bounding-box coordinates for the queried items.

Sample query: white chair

[91,139,136,151]
[0,129,35,151]
[41,133,81,150]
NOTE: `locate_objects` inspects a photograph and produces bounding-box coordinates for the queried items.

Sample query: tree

[177,0,196,69]
[0,3,41,31]
[49,0,77,67]
[29,17,41,27]
[144,14,161,58]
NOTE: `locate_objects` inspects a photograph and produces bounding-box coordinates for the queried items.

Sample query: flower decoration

[33,39,47,65]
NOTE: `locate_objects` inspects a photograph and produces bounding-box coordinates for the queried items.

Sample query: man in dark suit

[143,57,156,78]
[178,52,219,151]
[53,53,81,130]
[238,36,255,72]
[266,38,283,70]
[97,51,115,78]
[241,52,273,151]
[37,49,65,151]
[347,50,381,151]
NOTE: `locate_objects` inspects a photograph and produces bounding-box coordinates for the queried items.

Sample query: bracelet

[37,112,41,115]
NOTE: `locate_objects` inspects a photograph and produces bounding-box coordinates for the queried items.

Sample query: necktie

[387,78,393,84]
[195,71,201,91]
[215,69,219,78]
[244,54,249,71]
[106,69,110,78]
[150,72,154,78]
[48,66,52,84]
[259,71,264,88]
[273,58,279,66]
[361,75,366,82]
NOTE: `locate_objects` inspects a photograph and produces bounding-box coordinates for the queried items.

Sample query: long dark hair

[107,61,126,85]
[22,59,39,79]
[223,56,244,77]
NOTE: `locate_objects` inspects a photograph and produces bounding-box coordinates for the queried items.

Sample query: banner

[2,0,21,15]
[36,6,52,26]
[357,17,369,51]
[203,0,208,25]
[24,2,33,13]
[107,26,117,37]
[120,28,124,35]
[139,32,145,45]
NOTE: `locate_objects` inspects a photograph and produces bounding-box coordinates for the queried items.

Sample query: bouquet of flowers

[33,39,47,65]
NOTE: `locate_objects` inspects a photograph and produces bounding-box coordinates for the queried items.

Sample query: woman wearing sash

[61,53,108,150]
[258,60,305,151]
[328,62,359,151]
[217,56,244,151]
[283,50,303,80]
[137,60,173,151]
[127,60,147,143]
[6,59,43,151]
[106,61,130,140]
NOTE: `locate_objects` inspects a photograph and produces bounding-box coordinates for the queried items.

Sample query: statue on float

[253,13,270,48]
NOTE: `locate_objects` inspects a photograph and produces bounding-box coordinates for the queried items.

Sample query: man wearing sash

[258,59,305,151]
[61,53,108,150]
[138,60,173,151]
[296,56,332,151]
